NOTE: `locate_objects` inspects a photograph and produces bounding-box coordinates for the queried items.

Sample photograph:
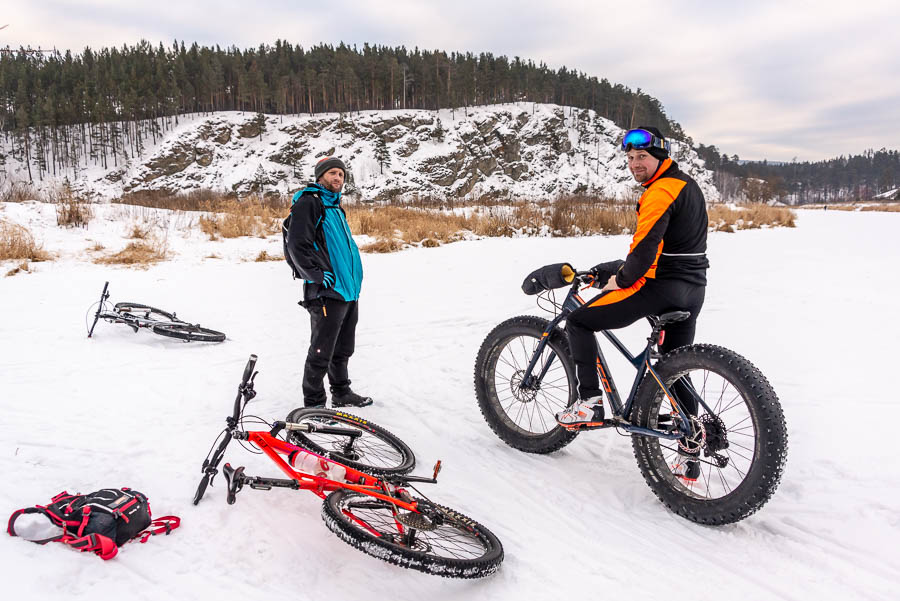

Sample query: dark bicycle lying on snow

[87,282,226,342]
[474,266,788,525]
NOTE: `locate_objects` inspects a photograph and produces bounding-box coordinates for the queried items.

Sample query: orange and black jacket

[615,159,709,289]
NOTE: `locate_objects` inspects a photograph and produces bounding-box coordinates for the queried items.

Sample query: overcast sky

[4,0,898,162]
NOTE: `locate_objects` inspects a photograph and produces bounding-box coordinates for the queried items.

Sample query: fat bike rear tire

[322,490,503,578]
[631,344,788,525]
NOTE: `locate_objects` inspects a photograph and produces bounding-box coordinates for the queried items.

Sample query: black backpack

[282,192,341,281]
[282,212,303,280]
[8,488,179,560]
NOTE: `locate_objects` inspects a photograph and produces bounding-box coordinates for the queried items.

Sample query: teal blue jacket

[286,184,363,303]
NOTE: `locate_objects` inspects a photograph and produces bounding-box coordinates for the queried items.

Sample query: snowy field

[1,206,898,600]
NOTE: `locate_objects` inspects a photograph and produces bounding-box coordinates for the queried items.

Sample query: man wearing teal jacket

[286,157,373,408]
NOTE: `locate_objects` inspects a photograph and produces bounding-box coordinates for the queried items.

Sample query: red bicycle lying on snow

[193,355,503,578]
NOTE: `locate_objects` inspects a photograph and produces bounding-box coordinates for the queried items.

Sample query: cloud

[2,0,898,161]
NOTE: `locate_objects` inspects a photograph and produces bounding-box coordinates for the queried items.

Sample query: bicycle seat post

[645,317,665,359]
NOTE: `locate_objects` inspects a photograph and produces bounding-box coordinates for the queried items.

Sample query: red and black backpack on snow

[7,488,179,560]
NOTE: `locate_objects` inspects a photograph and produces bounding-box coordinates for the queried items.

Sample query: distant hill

[696,145,900,204]
[0,104,719,203]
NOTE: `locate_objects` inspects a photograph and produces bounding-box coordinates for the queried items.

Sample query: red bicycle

[193,355,503,578]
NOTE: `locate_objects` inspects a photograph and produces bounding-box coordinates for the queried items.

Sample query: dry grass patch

[113,189,287,240]
[128,224,150,239]
[0,181,35,202]
[549,197,636,236]
[861,203,900,212]
[346,197,635,251]
[55,197,94,228]
[94,240,168,267]
[253,250,283,262]
[198,198,284,240]
[707,203,795,231]
[0,220,51,261]
[360,237,405,253]
[5,261,31,277]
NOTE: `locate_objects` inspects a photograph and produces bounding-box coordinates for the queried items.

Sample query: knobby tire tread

[285,407,415,476]
[151,323,226,342]
[321,490,503,578]
[631,343,788,525]
[474,315,578,454]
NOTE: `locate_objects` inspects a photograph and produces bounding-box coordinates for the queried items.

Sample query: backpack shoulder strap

[7,507,66,543]
[137,515,181,543]
[64,533,118,560]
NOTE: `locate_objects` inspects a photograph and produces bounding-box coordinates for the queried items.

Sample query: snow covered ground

[1,205,898,600]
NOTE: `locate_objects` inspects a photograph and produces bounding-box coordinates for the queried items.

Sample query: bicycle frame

[197,355,436,517]
[521,277,716,439]
[87,281,199,337]
[227,429,420,510]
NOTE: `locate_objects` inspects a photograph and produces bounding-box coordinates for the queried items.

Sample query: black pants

[302,298,358,406]
[566,278,705,407]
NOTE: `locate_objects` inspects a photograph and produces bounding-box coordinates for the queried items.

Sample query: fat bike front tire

[474,316,578,454]
[285,407,415,476]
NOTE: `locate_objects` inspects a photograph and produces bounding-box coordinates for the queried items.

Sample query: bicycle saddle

[649,311,691,327]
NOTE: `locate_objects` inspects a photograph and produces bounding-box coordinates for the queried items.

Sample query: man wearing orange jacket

[556,126,709,479]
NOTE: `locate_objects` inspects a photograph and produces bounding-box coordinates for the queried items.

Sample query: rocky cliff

[3,103,720,202]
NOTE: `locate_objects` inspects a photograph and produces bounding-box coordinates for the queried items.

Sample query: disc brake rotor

[509,370,538,403]
[678,415,705,455]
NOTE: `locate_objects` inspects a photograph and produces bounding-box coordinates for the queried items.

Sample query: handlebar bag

[521,263,576,295]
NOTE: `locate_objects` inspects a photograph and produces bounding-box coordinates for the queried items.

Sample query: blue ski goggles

[621,128,671,153]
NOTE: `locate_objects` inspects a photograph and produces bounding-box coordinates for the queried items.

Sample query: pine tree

[375,135,390,175]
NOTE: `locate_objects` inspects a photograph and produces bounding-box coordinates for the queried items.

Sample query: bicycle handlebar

[242,354,258,386]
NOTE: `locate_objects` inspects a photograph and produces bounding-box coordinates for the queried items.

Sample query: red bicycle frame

[244,430,419,511]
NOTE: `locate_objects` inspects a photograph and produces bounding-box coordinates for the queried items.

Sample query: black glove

[521,263,576,295]
[590,260,625,287]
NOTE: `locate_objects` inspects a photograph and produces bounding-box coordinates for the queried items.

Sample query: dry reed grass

[94,240,168,267]
[0,220,51,262]
[197,199,284,240]
[861,203,900,212]
[55,197,94,228]
[113,189,286,240]
[0,181,35,202]
[5,261,31,277]
[253,250,283,262]
[128,224,150,239]
[707,203,796,231]
[347,198,637,251]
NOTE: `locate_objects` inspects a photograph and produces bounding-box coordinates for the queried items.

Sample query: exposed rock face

[6,104,721,202]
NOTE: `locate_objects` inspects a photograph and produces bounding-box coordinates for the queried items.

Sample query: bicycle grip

[242,354,258,385]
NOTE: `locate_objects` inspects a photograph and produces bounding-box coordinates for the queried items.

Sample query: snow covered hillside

[1,206,896,600]
[0,104,719,203]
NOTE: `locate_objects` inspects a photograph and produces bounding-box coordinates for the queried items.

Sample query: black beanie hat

[637,126,669,161]
[314,156,347,181]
